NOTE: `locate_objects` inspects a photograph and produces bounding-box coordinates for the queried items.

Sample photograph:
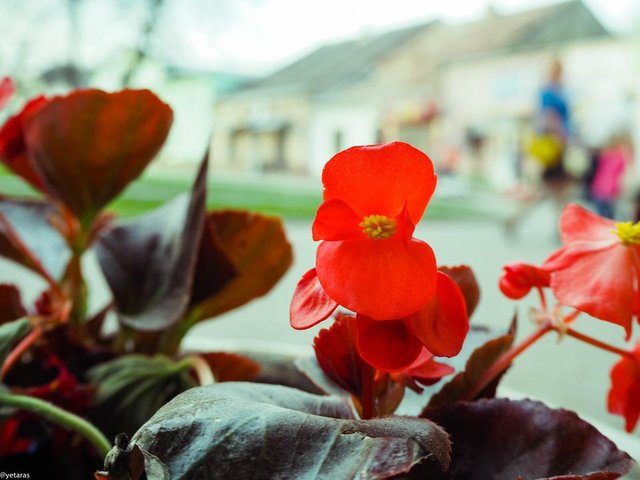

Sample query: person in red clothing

[590,133,633,219]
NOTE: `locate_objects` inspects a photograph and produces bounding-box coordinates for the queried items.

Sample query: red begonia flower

[290,268,338,329]
[356,316,424,371]
[356,272,469,371]
[393,348,455,390]
[312,142,438,320]
[499,262,551,300]
[543,204,640,338]
[607,344,640,432]
[439,264,480,317]
[295,268,469,371]
[0,76,15,110]
[0,96,48,191]
[405,271,469,357]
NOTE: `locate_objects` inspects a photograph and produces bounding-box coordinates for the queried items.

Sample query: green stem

[0,392,111,457]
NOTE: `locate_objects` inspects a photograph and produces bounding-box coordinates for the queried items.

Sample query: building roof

[239,0,608,95]
[245,22,432,94]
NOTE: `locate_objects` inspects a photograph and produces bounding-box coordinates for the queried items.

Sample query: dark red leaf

[0,284,26,324]
[0,197,70,279]
[313,313,367,397]
[198,351,261,382]
[438,265,480,318]
[119,382,450,479]
[419,398,634,479]
[23,89,173,223]
[426,316,516,409]
[188,210,293,321]
[95,157,207,332]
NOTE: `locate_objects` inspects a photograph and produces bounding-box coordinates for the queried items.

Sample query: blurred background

[2,0,640,454]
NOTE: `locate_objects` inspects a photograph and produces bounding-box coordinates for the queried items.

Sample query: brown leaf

[189,210,292,321]
[199,351,261,382]
[419,398,634,479]
[23,89,172,224]
[0,284,26,324]
[426,316,516,409]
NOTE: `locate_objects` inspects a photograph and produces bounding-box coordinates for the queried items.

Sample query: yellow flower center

[615,221,640,245]
[360,215,397,240]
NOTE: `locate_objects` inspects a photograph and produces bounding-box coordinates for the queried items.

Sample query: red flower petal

[499,262,550,300]
[290,268,338,329]
[547,243,635,338]
[322,142,436,224]
[316,236,437,320]
[406,271,469,357]
[312,199,363,241]
[560,203,617,244]
[608,346,640,432]
[439,265,480,317]
[403,349,455,386]
[23,89,173,222]
[355,316,423,371]
[0,96,48,191]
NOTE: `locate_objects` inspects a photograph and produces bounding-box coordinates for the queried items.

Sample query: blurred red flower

[0,95,48,191]
[543,204,640,338]
[499,262,550,300]
[607,345,640,432]
[0,76,15,110]
[310,142,438,320]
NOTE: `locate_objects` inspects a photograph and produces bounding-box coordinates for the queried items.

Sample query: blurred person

[590,133,633,219]
[505,59,572,236]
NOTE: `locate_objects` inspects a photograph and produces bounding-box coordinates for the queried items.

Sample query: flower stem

[462,323,553,401]
[0,324,43,380]
[564,328,635,359]
[0,213,62,296]
[0,392,111,457]
[359,363,376,420]
[185,355,215,385]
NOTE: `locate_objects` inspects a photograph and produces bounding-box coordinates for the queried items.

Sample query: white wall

[308,104,379,176]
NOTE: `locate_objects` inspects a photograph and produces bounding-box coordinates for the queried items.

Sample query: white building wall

[308,104,379,176]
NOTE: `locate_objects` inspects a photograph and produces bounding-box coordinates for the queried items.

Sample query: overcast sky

[2,0,639,77]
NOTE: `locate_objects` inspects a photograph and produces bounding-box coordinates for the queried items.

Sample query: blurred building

[211,0,635,186]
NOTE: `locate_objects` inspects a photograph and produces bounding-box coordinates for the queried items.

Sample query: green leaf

[0,317,29,365]
[87,355,196,440]
[426,316,516,409]
[112,382,451,480]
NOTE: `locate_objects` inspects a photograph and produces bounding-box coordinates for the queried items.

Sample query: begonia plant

[0,84,638,479]
[0,84,292,478]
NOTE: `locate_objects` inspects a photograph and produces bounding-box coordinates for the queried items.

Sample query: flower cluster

[499,203,640,431]
[290,142,470,414]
